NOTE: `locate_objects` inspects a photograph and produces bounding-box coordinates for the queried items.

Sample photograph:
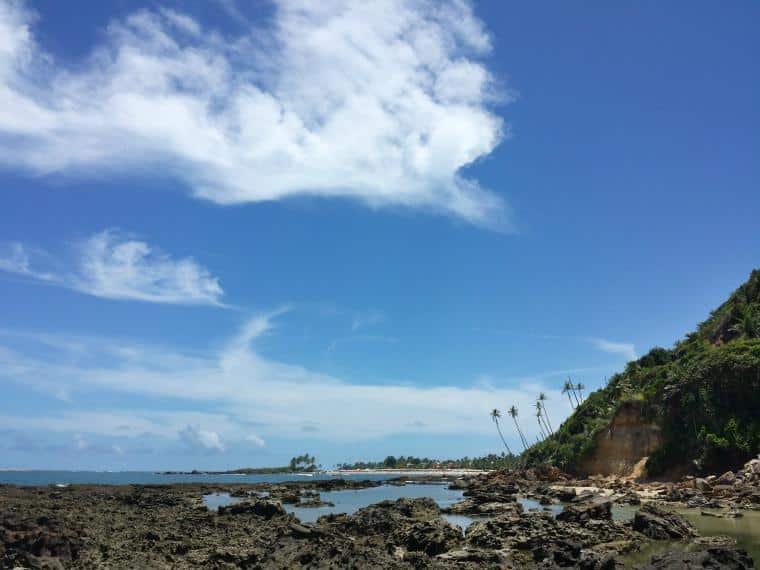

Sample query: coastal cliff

[524,269,760,478]
[579,401,661,477]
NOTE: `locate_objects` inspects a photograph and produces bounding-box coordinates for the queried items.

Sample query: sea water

[0,470,397,486]
[203,485,565,530]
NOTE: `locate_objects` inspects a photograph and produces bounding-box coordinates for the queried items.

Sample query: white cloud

[0,229,225,306]
[179,424,226,453]
[245,434,266,448]
[0,409,240,440]
[0,242,54,281]
[0,0,510,228]
[589,338,636,361]
[0,314,578,448]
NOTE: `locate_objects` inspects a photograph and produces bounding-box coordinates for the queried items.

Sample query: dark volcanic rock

[465,504,634,568]
[635,546,754,569]
[447,478,469,490]
[324,496,449,546]
[631,503,696,540]
[556,498,612,523]
[396,519,462,555]
[0,513,83,569]
[556,487,578,502]
[348,497,441,534]
[217,499,286,519]
[1,477,726,569]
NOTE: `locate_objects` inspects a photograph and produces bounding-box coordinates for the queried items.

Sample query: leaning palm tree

[538,392,553,434]
[490,409,513,455]
[562,379,576,410]
[507,405,528,450]
[568,377,581,406]
[575,382,585,403]
[534,404,547,440]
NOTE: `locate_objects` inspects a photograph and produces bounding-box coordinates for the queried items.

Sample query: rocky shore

[1,464,758,569]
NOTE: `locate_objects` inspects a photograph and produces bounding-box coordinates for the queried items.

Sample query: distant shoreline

[155,468,490,477]
[327,468,489,476]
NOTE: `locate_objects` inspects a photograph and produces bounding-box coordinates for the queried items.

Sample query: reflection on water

[442,513,476,532]
[285,484,465,523]
[202,492,243,511]
[680,508,760,569]
[205,487,564,529]
[206,486,759,567]
[618,506,760,569]
[520,496,564,516]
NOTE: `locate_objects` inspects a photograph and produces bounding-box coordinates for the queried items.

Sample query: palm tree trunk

[541,403,554,434]
[540,415,551,438]
[512,418,528,450]
[571,385,581,407]
[495,421,513,455]
[536,417,546,439]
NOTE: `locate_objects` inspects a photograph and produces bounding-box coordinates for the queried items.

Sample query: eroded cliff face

[580,401,661,477]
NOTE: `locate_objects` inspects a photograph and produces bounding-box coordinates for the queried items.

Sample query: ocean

[0,470,397,486]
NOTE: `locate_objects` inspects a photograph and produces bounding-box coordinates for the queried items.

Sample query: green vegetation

[221,466,292,474]
[182,454,321,475]
[288,453,319,472]
[337,453,519,471]
[523,269,760,475]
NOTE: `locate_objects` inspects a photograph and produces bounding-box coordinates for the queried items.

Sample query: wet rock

[217,499,286,519]
[313,478,383,492]
[631,503,696,540]
[463,484,519,504]
[694,535,738,548]
[465,504,634,567]
[686,494,721,508]
[555,487,577,502]
[701,508,743,519]
[396,519,462,555]
[326,497,441,539]
[447,478,469,490]
[556,498,612,523]
[445,497,522,516]
[577,551,625,569]
[635,546,754,569]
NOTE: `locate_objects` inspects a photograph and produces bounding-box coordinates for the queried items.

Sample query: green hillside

[524,269,760,476]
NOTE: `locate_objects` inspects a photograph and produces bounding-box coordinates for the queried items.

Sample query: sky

[0,0,758,470]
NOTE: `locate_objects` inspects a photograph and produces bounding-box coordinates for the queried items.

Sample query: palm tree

[575,382,585,403]
[569,377,582,406]
[534,403,547,439]
[562,379,576,410]
[490,409,513,455]
[508,405,528,450]
[538,392,553,434]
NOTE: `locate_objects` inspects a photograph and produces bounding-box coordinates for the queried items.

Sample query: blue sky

[0,0,758,470]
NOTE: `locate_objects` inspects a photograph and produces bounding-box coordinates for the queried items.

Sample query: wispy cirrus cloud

[588,338,636,361]
[0,313,575,447]
[0,0,511,228]
[0,230,225,306]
